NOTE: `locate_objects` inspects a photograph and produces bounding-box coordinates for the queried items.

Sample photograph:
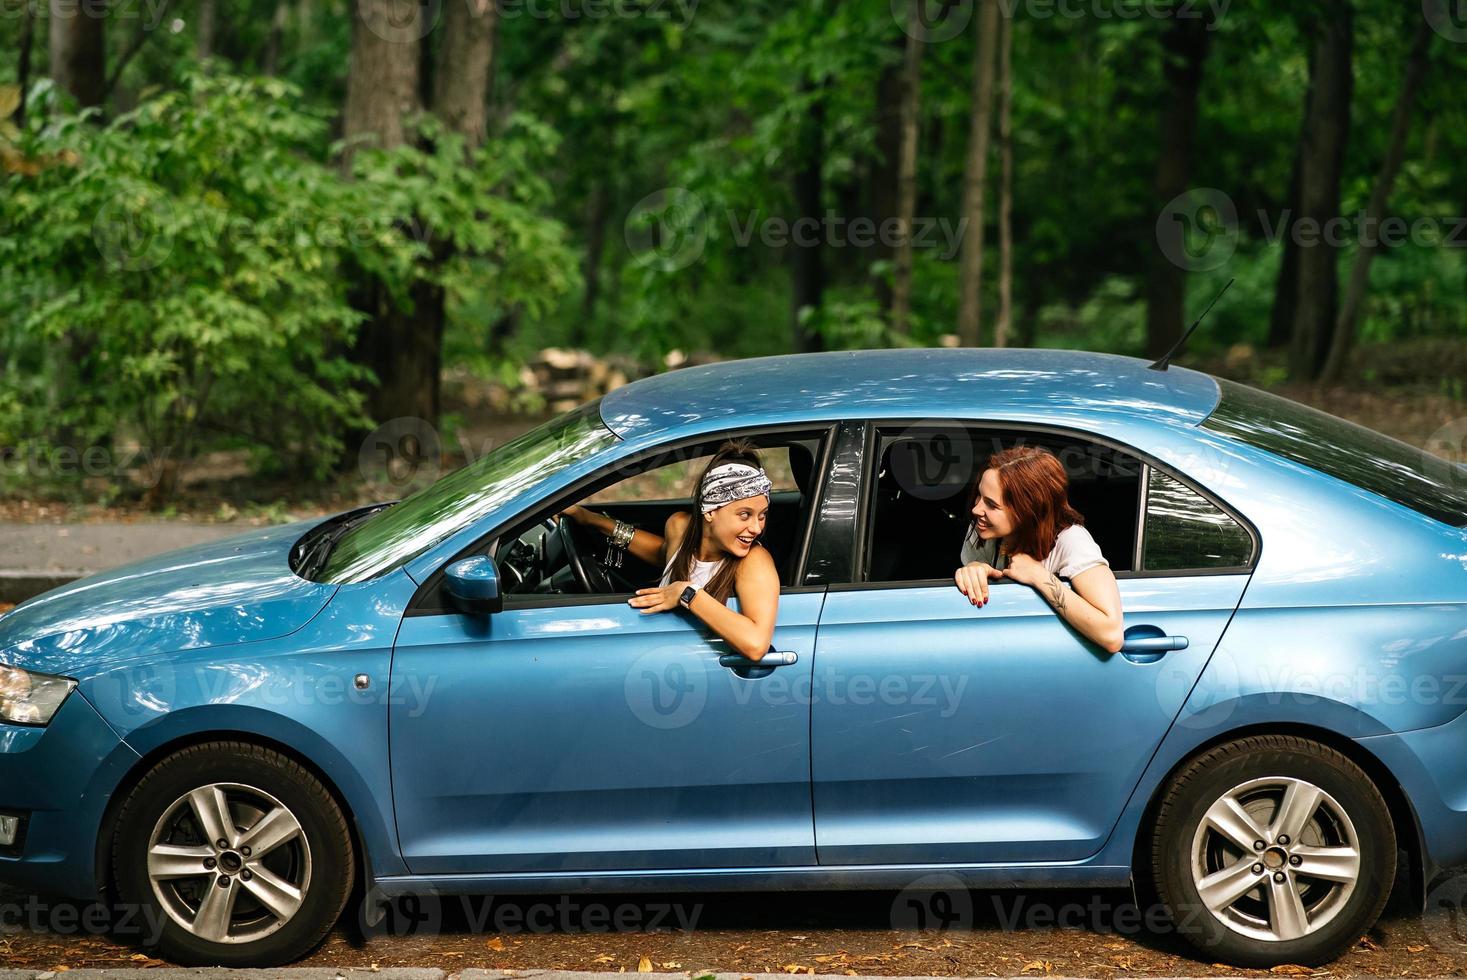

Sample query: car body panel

[389,591,826,874]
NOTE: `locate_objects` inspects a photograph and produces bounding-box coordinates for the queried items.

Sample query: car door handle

[1122,635,1189,653]
[719,651,799,669]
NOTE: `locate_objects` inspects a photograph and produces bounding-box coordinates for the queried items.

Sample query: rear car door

[810,422,1258,865]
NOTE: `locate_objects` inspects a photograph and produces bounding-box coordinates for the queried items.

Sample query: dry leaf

[660,963,682,970]
[1406,945,1426,953]
[638,956,653,972]
[485,937,505,951]
[594,955,616,964]
[1270,966,1312,976]
[1021,960,1050,974]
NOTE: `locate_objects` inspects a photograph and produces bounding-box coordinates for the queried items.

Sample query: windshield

[320,401,618,583]
[1202,378,1467,528]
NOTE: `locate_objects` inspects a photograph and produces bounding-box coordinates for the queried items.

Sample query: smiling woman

[312,402,619,584]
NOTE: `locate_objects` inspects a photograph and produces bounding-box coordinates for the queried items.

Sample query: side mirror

[444,556,503,615]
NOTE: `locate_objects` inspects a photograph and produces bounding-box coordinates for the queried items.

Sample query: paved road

[1,878,1463,976]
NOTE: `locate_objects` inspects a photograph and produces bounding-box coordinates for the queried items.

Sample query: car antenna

[1148,277,1235,372]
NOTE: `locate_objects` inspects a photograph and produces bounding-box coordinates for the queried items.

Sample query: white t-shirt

[960,523,1109,581]
[660,554,725,589]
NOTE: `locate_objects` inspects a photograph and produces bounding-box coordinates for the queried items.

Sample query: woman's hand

[954,561,1003,606]
[559,504,589,526]
[629,581,688,614]
[1002,552,1044,587]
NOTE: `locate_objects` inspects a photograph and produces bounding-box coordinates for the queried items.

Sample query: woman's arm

[1004,554,1124,653]
[628,547,781,660]
[561,504,667,567]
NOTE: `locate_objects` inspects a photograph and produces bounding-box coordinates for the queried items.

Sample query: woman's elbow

[1100,621,1125,654]
[735,641,767,661]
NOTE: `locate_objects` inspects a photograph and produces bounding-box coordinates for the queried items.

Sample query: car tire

[112,741,355,967]
[1150,734,1395,967]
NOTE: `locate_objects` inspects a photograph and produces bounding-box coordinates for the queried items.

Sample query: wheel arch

[1129,721,1426,911]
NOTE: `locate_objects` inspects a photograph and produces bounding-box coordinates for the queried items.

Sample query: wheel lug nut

[241,846,251,857]
[203,857,216,870]
[217,876,231,888]
[1252,863,1264,874]
[1253,840,1265,850]
[216,838,229,849]
[1290,855,1302,866]
[241,869,253,881]
[1277,834,1290,845]
[1273,871,1286,883]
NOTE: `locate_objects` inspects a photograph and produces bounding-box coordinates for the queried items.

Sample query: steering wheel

[555,516,617,594]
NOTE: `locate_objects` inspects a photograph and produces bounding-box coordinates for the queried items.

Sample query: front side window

[1142,469,1253,571]
[320,402,618,583]
[1203,378,1467,528]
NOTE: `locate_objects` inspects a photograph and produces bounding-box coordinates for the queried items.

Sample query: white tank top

[660,554,725,589]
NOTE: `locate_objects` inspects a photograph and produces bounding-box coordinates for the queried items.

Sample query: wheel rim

[146,782,312,945]
[1190,775,1361,943]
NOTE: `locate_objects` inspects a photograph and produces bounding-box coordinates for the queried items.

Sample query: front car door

[388,428,832,875]
[810,422,1258,865]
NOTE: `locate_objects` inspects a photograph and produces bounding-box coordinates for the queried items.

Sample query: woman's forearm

[685,590,773,660]
[1033,571,1123,652]
[572,508,664,565]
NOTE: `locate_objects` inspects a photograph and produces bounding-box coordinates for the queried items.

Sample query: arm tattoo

[1044,573,1066,613]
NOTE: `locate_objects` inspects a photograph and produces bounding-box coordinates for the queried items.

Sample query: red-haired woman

[953,445,1125,653]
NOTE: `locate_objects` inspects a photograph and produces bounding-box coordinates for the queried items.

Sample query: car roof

[599,347,1221,440]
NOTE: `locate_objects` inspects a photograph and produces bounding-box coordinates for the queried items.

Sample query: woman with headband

[560,440,781,660]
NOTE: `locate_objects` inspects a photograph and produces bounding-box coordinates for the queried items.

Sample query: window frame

[405,422,838,616]
[834,419,1259,594]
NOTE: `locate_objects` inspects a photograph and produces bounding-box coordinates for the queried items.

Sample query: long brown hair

[980,445,1085,560]
[666,439,765,603]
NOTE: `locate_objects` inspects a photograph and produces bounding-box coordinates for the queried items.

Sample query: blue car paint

[0,348,1461,910]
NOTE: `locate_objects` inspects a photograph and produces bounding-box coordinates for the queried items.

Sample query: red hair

[980,445,1085,560]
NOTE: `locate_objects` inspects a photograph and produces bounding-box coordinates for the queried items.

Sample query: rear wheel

[1151,735,1394,966]
[112,741,355,966]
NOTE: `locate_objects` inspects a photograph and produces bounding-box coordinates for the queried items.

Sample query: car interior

[490,430,829,599]
[863,426,1142,582]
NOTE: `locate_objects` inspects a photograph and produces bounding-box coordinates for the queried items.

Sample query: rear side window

[1202,378,1467,528]
[1143,469,1253,571]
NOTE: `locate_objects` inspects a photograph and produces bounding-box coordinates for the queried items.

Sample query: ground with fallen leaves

[0,881,1462,976]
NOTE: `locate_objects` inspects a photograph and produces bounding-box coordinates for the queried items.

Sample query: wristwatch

[678,585,698,609]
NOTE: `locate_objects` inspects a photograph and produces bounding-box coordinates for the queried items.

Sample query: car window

[1203,378,1467,528]
[320,401,617,584]
[1142,469,1254,571]
[861,427,1142,583]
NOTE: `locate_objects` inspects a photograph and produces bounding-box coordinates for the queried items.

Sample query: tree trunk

[49,0,107,109]
[994,9,1014,348]
[956,0,1000,347]
[433,0,498,146]
[1288,4,1353,381]
[581,180,609,329]
[197,0,216,60]
[343,0,421,164]
[890,1,926,337]
[262,1,289,76]
[791,85,827,354]
[871,48,902,314]
[1320,18,1433,384]
[1143,7,1213,360]
[1267,143,1302,349]
[16,0,37,126]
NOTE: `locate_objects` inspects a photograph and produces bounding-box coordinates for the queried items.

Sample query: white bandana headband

[699,462,773,513]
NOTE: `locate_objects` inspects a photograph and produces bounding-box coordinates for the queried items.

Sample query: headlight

[0,663,76,726]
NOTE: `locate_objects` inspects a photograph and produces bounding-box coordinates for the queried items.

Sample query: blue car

[2,348,1465,967]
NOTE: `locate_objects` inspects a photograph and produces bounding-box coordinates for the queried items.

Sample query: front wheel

[112,741,355,966]
[1151,734,1395,967]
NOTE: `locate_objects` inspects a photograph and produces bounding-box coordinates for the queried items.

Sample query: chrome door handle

[1122,635,1189,653]
[719,651,799,669]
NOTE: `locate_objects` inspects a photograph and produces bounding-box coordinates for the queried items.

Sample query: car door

[388,432,829,876]
[810,423,1257,865]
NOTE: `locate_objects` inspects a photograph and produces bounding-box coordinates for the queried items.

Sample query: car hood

[0,520,337,679]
